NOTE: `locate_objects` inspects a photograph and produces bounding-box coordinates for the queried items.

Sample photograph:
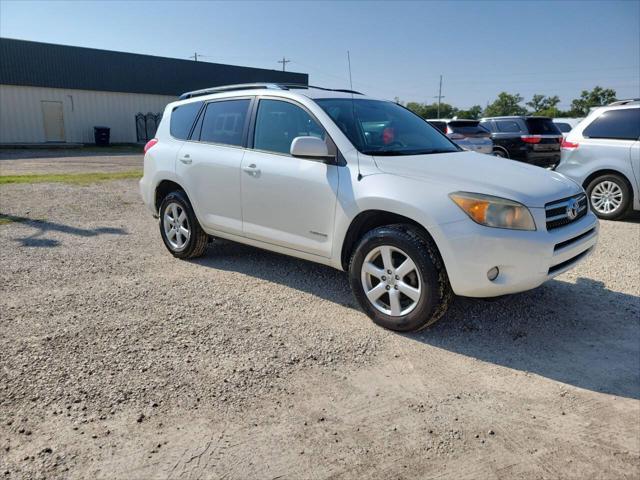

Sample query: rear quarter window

[583,109,640,140]
[170,101,203,140]
[554,122,572,133]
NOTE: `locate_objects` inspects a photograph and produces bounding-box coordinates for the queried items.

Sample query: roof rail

[609,98,640,106]
[179,83,287,100]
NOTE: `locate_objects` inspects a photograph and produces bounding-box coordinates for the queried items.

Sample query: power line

[277,56,291,72]
[189,52,201,62]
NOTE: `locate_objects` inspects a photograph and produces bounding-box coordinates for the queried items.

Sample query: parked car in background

[427,119,493,154]
[140,83,598,332]
[553,118,583,137]
[479,116,563,168]
[556,101,640,220]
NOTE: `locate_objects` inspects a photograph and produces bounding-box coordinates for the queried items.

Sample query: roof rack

[179,83,287,100]
[609,98,640,106]
[178,83,363,100]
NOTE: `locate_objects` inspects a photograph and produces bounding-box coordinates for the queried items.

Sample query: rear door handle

[242,164,260,176]
[179,154,192,164]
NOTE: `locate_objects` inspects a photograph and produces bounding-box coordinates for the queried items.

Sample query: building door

[41,101,65,142]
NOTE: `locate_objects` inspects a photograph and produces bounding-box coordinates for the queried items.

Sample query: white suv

[556,101,640,220]
[140,84,599,331]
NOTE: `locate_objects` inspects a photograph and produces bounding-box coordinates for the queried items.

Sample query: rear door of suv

[523,118,562,166]
[175,97,253,235]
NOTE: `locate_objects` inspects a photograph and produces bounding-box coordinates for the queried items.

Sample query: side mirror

[290,136,333,162]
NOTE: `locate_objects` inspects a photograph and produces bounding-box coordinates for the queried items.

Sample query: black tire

[348,224,453,332]
[493,148,508,158]
[158,190,208,259]
[586,174,631,220]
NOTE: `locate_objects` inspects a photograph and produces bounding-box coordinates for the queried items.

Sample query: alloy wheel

[163,202,191,250]
[360,245,422,317]
[590,180,623,215]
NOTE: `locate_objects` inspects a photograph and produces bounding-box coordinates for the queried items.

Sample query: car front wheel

[586,174,631,220]
[348,225,452,332]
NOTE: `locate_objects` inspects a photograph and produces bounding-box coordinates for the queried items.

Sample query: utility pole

[189,52,199,62]
[277,56,290,72]
[433,75,444,118]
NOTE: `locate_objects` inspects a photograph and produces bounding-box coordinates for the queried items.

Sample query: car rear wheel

[159,191,208,258]
[586,174,631,220]
[493,148,508,158]
[348,225,452,332]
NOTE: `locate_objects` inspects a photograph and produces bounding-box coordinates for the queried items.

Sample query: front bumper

[435,210,599,297]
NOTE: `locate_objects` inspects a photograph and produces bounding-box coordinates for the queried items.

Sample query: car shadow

[1,214,127,247]
[194,239,640,400]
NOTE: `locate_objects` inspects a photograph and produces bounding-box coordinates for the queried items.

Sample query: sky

[1,0,638,109]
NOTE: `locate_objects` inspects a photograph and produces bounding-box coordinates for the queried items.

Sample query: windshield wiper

[362,148,457,156]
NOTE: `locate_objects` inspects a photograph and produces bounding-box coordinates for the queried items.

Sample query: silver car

[428,119,493,154]
[556,100,640,220]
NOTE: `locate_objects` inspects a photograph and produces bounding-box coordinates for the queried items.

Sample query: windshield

[315,98,460,156]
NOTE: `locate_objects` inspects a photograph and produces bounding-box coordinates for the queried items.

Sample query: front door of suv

[240,98,339,258]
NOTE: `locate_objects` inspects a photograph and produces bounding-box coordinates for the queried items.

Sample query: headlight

[449,192,536,231]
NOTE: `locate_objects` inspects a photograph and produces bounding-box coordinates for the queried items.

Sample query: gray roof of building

[0,38,308,96]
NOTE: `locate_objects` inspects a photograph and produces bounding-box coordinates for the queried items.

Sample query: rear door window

[496,120,522,133]
[197,99,250,146]
[170,101,203,140]
[525,118,561,135]
[583,109,640,140]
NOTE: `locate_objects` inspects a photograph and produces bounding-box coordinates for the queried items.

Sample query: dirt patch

[0,178,638,479]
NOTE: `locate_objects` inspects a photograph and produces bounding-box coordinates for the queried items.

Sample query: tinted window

[555,122,572,133]
[198,99,250,146]
[316,99,458,156]
[583,109,640,140]
[479,121,494,132]
[525,118,561,135]
[429,121,447,133]
[448,121,490,136]
[170,101,202,140]
[496,120,522,133]
[254,99,325,155]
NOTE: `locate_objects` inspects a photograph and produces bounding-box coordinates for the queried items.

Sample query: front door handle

[179,154,192,164]
[242,164,260,176]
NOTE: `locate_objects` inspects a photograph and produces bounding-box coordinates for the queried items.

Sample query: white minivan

[140,84,599,331]
[556,101,640,220]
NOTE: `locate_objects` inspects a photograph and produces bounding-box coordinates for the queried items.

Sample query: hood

[373,151,581,208]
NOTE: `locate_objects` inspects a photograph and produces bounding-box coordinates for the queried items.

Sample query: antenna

[347,50,363,181]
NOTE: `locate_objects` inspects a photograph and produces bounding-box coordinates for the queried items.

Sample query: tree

[569,86,617,116]
[405,102,458,119]
[527,94,560,114]
[483,92,527,117]
[456,105,483,119]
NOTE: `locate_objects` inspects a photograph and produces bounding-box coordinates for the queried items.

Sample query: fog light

[487,267,499,281]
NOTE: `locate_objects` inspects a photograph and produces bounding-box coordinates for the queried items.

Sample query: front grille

[545,193,588,230]
[548,247,592,275]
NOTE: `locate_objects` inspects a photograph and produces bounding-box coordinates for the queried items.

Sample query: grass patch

[0,170,142,185]
[0,214,35,225]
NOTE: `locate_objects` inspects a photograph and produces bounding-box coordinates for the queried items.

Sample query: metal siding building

[0,38,308,144]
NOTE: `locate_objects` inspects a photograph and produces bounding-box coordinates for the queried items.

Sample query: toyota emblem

[566,198,579,220]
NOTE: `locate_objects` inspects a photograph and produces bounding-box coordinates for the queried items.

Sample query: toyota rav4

[140,84,599,332]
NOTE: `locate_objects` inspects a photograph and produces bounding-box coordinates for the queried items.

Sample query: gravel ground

[0,155,639,479]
